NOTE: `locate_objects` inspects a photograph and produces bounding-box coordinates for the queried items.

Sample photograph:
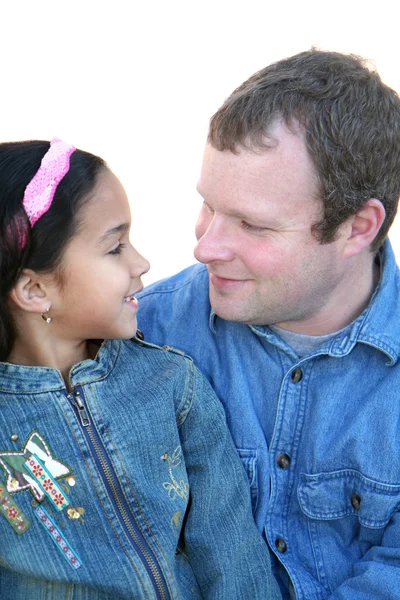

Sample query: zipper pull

[72,389,90,427]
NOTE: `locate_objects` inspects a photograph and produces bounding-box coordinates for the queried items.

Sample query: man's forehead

[201,130,310,180]
[198,129,321,211]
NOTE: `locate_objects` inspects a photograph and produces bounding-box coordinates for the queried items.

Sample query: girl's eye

[109,243,126,255]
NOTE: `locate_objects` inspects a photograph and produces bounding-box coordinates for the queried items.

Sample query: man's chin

[210,300,245,323]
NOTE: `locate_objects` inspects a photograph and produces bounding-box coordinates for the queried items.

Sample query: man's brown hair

[208,49,400,251]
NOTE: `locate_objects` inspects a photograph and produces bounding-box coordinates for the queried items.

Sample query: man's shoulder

[137,264,212,347]
[138,263,209,305]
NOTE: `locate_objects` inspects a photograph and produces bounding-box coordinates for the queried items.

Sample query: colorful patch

[24,455,69,511]
[0,431,72,501]
[162,446,189,501]
[0,481,31,535]
[34,506,82,570]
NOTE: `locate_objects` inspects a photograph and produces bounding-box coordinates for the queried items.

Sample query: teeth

[124,295,136,302]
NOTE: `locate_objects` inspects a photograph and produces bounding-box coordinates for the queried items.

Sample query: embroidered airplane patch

[0,431,72,501]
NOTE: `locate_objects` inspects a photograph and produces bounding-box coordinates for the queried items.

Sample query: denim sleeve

[177,363,282,600]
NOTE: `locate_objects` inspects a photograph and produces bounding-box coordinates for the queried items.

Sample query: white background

[1,1,399,284]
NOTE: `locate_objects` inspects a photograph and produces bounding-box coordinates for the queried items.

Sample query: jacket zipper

[64,385,170,600]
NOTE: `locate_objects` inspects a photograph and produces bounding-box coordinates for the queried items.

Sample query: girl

[0,139,281,600]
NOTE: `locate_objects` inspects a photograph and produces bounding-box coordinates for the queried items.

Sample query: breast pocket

[298,469,400,592]
[236,448,259,514]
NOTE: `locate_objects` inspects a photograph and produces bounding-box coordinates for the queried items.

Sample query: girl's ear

[9,269,51,315]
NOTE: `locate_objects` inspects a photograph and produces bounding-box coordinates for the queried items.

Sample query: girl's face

[47,168,150,343]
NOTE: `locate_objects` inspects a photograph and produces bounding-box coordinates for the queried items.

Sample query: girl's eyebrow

[97,223,129,245]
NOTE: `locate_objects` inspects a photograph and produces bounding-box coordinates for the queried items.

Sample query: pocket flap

[298,469,400,528]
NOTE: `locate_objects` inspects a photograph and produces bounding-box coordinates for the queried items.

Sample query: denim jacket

[137,240,400,599]
[0,338,282,600]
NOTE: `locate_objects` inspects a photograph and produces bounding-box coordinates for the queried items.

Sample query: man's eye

[109,243,126,255]
[241,221,267,232]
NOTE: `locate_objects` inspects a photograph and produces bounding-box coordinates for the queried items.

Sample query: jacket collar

[0,339,120,394]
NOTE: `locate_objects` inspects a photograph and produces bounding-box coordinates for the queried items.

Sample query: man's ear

[9,269,52,315]
[344,199,386,258]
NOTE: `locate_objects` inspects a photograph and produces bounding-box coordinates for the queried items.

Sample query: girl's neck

[7,334,99,385]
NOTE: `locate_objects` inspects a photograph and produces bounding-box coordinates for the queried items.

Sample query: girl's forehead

[77,170,131,242]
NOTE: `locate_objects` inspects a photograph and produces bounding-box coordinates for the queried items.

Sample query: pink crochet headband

[23,137,76,228]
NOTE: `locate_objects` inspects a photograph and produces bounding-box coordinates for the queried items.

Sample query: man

[137,49,400,598]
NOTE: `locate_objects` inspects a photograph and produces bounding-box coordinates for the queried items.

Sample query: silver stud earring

[41,307,52,324]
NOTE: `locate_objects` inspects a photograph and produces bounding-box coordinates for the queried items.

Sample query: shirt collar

[208,239,400,365]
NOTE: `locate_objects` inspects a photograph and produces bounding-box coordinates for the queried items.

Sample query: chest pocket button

[351,493,361,510]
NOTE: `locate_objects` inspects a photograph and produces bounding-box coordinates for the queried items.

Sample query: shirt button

[276,453,291,469]
[275,538,288,553]
[351,493,361,510]
[291,368,303,383]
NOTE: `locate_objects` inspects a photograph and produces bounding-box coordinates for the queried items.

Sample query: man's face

[195,122,352,333]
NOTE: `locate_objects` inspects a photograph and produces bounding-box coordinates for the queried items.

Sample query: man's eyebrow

[97,223,129,244]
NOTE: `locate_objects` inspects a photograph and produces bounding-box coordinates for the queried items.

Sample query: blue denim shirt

[137,240,400,599]
[0,339,281,600]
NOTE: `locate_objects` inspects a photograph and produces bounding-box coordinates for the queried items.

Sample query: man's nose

[194,218,235,264]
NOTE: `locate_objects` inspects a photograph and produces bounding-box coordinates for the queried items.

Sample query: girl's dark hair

[0,140,106,360]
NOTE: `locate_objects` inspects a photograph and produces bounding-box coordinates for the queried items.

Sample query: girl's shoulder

[120,335,193,367]
[118,337,197,426]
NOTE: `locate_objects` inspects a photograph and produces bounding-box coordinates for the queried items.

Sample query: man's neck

[275,253,380,336]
